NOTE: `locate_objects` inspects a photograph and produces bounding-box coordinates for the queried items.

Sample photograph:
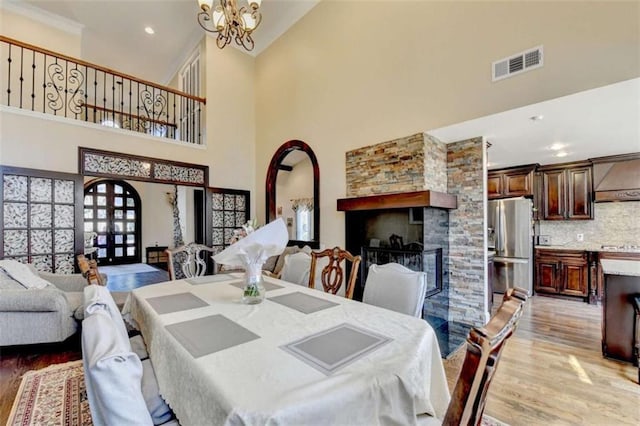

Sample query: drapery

[290,197,314,212]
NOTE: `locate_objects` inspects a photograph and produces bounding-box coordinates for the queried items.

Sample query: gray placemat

[145,292,209,314]
[166,314,260,358]
[186,274,234,285]
[228,280,284,291]
[268,292,338,314]
[281,323,392,375]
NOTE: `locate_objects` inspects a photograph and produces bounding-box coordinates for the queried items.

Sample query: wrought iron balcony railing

[1,36,206,144]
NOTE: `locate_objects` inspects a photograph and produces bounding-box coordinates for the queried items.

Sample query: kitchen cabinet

[592,251,640,304]
[487,164,537,199]
[538,161,593,220]
[535,249,589,299]
[601,259,640,363]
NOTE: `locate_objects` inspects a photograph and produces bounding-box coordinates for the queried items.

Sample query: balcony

[0,36,205,145]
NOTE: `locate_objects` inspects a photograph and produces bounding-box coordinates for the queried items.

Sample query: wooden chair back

[308,247,361,299]
[633,296,640,384]
[77,254,104,285]
[166,243,216,280]
[443,287,528,425]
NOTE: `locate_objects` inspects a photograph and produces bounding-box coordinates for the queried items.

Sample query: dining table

[122,273,450,425]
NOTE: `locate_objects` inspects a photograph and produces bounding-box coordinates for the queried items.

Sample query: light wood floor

[1,295,638,425]
[444,295,640,425]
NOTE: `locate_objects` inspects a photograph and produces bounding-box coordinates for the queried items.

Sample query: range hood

[591,153,640,202]
[337,190,457,211]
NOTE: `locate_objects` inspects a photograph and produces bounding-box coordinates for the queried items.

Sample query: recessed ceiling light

[529,115,544,122]
[145,26,155,35]
[555,151,568,158]
[548,143,565,151]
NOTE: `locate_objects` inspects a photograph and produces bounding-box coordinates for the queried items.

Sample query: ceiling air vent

[492,46,543,82]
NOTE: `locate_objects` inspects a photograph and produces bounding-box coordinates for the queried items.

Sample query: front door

[84,180,141,265]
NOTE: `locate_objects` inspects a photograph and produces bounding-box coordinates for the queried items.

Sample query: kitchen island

[601,259,640,363]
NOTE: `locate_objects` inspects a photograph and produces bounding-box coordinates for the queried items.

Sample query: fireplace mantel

[337,190,457,211]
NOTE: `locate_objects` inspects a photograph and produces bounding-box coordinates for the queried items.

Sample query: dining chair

[419,287,529,425]
[308,247,361,299]
[362,263,427,317]
[77,254,105,285]
[633,295,640,384]
[166,243,216,280]
[280,251,312,286]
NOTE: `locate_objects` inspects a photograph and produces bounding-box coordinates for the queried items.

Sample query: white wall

[254,1,640,248]
[0,13,257,219]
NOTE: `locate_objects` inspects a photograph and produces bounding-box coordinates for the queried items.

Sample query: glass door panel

[83,180,141,265]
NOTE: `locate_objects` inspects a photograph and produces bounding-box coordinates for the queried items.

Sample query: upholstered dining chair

[362,263,427,317]
[419,287,529,426]
[166,243,216,281]
[308,247,361,299]
[280,251,312,286]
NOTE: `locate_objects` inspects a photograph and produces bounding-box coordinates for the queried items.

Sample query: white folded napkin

[213,218,288,270]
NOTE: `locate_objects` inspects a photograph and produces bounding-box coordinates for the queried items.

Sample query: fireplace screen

[360,246,443,298]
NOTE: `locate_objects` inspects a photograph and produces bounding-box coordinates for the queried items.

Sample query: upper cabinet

[487,164,537,199]
[537,161,593,220]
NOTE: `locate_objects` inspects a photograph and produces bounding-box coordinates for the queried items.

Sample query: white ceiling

[17,0,319,84]
[8,1,640,168]
[429,78,640,169]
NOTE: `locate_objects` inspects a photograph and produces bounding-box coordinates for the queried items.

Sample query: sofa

[0,263,95,346]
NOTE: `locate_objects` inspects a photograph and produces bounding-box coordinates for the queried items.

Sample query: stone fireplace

[338,133,487,330]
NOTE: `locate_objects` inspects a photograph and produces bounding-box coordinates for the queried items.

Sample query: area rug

[8,359,508,426]
[7,361,91,426]
[99,263,159,276]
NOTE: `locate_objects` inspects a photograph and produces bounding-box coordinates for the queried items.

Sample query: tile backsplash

[538,201,640,246]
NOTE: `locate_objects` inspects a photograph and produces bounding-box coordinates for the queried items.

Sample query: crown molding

[1,0,84,36]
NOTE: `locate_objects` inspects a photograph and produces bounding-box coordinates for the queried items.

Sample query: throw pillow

[0,260,52,289]
[0,269,24,290]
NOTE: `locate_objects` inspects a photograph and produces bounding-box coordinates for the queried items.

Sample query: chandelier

[197,0,262,51]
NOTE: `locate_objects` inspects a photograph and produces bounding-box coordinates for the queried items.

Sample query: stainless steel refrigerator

[487,198,533,294]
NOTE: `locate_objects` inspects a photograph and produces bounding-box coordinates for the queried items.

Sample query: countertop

[600,259,640,277]
[535,244,640,253]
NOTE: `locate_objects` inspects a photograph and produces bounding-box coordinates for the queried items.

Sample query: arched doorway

[84,179,141,265]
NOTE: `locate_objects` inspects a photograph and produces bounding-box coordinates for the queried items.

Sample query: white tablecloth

[123,274,450,426]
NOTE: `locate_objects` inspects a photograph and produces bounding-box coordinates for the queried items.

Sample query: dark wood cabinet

[487,164,537,199]
[535,249,589,299]
[567,166,592,219]
[560,256,589,296]
[535,256,560,293]
[538,162,593,220]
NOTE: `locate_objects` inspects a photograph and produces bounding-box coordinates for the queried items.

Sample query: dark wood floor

[0,335,82,423]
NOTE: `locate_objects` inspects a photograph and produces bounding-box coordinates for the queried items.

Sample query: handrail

[85,104,178,128]
[1,36,205,144]
[0,35,205,103]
